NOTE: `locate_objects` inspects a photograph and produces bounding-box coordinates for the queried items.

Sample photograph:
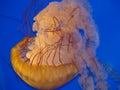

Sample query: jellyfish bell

[11,0,111,90]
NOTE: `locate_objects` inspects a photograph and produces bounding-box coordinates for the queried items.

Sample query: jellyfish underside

[11,0,109,90]
[11,37,77,89]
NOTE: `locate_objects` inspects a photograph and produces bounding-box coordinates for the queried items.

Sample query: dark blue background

[0,0,120,90]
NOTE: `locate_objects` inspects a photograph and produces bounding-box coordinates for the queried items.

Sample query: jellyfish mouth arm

[76,58,108,90]
[97,60,120,83]
[25,29,77,66]
[26,0,100,75]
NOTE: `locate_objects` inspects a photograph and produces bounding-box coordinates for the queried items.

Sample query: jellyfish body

[11,0,109,90]
[11,38,77,89]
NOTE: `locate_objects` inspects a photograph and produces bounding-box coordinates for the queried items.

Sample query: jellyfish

[11,0,120,90]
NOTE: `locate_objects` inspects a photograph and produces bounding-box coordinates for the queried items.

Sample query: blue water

[0,0,120,90]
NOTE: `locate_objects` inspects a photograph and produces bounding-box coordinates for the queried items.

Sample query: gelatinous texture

[27,0,99,66]
[25,0,108,90]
